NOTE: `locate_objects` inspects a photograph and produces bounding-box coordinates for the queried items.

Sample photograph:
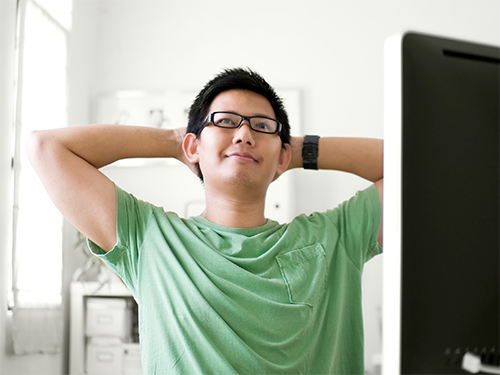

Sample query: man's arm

[287,137,383,181]
[27,125,189,252]
[287,136,383,246]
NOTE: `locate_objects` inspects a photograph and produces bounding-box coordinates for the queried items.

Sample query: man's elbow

[26,130,44,164]
[26,130,56,169]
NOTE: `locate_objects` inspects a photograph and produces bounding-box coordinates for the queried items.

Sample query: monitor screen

[383,32,499,374]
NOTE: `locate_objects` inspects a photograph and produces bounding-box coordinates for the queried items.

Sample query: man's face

[189,89,290,196]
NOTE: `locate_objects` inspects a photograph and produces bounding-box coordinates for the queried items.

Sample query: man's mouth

[226,152,257,162]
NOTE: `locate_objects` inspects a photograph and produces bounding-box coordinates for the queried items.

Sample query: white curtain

[11,0,71,354]
[12,306,64,355]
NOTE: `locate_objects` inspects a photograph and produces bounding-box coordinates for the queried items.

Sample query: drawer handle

[97,352,114,363]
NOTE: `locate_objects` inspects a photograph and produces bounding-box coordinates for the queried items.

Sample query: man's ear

[273,143,292,181]
[182,133,200,164]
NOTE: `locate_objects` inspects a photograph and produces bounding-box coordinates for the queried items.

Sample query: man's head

[186,68,291,181]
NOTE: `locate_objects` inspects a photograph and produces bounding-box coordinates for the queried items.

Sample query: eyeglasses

[202,111,282,134]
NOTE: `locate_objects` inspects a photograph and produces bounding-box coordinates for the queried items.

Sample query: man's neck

[201,189,268,229]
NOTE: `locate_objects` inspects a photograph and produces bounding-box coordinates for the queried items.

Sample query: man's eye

[217,117,236,126]
[254,121,271,131]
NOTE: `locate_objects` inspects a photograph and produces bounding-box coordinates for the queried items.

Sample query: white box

[124,343,143,375]
[86,297,132,338]
[86,338,124,374]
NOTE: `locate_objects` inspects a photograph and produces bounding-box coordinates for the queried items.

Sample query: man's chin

[206,168,273,192]
[227,171,254,189]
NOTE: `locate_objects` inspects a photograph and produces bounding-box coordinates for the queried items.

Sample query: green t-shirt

[89,184,382,375]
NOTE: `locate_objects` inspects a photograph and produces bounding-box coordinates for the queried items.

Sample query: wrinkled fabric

[89,184,381,375]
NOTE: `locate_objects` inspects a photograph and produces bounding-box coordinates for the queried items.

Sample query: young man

[28,68,383,374]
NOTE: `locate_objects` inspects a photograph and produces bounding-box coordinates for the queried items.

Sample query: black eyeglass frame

[200,111,282,135]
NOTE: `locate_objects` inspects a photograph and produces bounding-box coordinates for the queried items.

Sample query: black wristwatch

[302,135,320,170]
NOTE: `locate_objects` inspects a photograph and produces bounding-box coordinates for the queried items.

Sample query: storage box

[123,343,143,375]
[86,297,132,338]
[86,338,124,374]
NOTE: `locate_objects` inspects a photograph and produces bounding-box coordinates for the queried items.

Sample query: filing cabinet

[70,282,142,375]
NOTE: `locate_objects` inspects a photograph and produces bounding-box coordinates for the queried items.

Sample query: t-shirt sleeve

[87,184,153,294]
[326,184,382,271]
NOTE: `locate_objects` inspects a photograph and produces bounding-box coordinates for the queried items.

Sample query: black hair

[186,68,291,181]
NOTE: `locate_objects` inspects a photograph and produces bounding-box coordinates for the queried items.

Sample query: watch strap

[302,135,320,170]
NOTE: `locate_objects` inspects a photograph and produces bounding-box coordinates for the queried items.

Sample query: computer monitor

[383,32,499,374]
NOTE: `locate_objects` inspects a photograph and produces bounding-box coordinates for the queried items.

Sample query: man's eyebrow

[212,109,276,119]
[252,113,275,118]
[230,111,276,118]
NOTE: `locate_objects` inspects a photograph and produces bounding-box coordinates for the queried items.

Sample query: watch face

[303,148,317,158]
[303,136,319,153]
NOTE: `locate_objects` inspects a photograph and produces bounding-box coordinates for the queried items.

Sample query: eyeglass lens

[212,112,279,134]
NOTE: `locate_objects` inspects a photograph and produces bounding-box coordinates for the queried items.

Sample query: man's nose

[233,120,255,145]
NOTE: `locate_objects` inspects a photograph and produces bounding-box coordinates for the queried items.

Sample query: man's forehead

[209,89,275,117]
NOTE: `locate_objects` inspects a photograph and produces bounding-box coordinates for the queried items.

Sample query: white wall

[1,0,499,374]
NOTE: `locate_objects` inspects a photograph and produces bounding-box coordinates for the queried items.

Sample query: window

[10,0,72,354]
